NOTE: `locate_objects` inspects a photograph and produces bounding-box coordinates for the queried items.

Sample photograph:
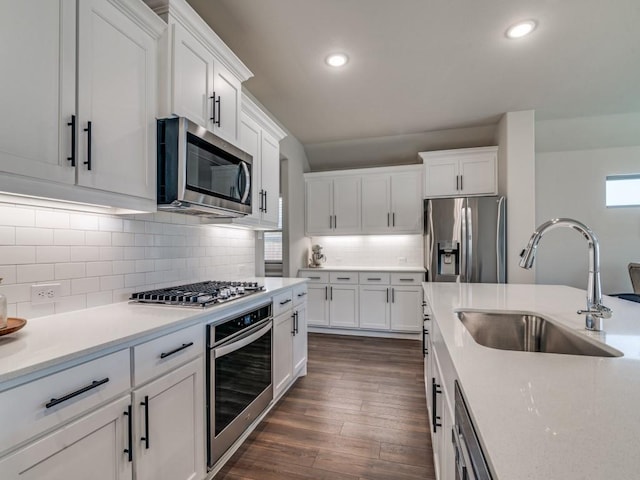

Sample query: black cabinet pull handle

[422,328,429,357]
[140,395,150,449]
[392,288,395,303]
[291,312,296,335]
[336,277,350,280]
[334,215,337,229]
[330,286,333,301]
[159,342,194,359]
[456,175,459,191]
[460,175,463,191]
[399,278,415,282]
[83,121,92,170]
[45,377,109,409]
[392,212,395,227]
[259,189,264,212]
[67,114,76,166]
[309,276,320,280]
[386,288,389,303]
[387,213,390,227]
[280,298,292,305]
[215,94,221,127]
[210,91,216,122]
[432,378,442,432]
[367,278,381,281]
[297,292,307,297]
[123,405,133,462]
[295,311,299,334]
[325,286,328,300]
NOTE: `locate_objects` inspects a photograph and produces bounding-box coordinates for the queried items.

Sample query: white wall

[0,201,255,319]
[309,235,423,268]
[535,113,640,294]
[280,134,311,277]
[495,111,536,284]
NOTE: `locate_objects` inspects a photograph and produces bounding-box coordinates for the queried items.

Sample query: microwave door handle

[239,161,251,203]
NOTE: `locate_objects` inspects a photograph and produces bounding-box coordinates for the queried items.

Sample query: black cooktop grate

[130,280,264,307]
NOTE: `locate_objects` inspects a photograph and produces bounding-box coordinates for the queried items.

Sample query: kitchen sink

[456,310,622,357]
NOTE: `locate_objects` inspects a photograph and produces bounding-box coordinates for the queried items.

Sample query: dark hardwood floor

[214,333,435,480]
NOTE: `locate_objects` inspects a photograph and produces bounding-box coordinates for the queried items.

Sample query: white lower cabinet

[359,285,390,330]
[273,287,308,399]
[307,284,330,326]
[132,358,204,480]
[0,395,132,480]
[390,286,423,332]
[328,285,359,328]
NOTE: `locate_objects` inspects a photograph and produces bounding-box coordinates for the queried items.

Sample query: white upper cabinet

[260,131,281,226]
[420,146,498,198]
[0,0,76,186]
[361,166,422,234]
[149,0,252,147]
[305,176,361,235]
[77,0,159,201]
[306,165,421,235]
[0,0,163,211]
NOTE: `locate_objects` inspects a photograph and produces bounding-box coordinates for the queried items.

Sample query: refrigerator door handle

[466,206,472,281]
[496,196,506,283]
[460,204,467,282]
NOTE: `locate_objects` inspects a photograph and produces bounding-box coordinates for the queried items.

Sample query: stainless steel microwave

[157,117,252,217]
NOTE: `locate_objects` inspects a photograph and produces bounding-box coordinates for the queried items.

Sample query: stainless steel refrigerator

[424,196,506,283]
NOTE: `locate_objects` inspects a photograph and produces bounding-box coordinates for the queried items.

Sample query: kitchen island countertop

[423,282,640,480]
[0,277,306,386]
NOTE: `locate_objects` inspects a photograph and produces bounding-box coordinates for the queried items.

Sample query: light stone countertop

[299,266,425,273]
[423,282,640,480]
[0,277,306,386]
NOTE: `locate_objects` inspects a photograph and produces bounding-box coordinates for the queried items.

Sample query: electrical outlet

[398,257,407,264]
[31,283,61,304]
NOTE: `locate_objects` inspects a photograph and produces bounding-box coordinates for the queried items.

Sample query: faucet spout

[519,218,611,331]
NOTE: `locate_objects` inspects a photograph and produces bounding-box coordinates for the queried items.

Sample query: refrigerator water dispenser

[437,241,459,276]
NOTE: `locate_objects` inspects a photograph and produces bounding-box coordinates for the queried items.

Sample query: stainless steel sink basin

[456,310,622,357]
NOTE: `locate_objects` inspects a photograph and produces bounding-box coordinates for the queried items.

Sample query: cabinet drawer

[358,272,391,285]
[390,272,424,284]
[273,289,294,317]
[299,270,329,283]
[133,324,203,386]
[0,349,130,455]
[293,284,308,307]
[329,272,358,284]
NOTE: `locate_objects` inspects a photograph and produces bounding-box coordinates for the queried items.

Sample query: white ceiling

[186,0,640,168]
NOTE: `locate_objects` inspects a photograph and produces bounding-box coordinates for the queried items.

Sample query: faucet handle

[577,304,612,319]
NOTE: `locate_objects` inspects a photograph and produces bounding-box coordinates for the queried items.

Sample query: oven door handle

[214,320,272,359]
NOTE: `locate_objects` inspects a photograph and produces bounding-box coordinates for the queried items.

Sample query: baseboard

[308,326,420,340]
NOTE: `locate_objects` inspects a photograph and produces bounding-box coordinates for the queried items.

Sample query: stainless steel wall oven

[206,302,273,468]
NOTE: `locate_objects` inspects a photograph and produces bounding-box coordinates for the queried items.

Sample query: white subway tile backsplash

[0,226,15,245]
[1,246,37,264]
[98,216,123,232]
[36,246,70,263]
[0,205,255,318]
[54,229,86,246]
[16,227,54,245]
[17,264,55,283]
[35,210,70,229]
[85,231,111,246]
[0,206,35,227]
[70,246,101,262]
[55,263,86,280]
[311,235,424,268]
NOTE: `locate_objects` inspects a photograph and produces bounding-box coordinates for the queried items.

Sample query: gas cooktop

[129,280,264,308]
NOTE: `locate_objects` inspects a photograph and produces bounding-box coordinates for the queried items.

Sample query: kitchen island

[423,282,640,480]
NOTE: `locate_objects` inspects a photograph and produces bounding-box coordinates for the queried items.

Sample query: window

[606,174,640,207]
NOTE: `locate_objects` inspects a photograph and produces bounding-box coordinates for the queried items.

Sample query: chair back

[630,263,640,294]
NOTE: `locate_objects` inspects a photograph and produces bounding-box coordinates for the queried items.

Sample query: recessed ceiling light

[325,53,349,68]
[505,20,537,39]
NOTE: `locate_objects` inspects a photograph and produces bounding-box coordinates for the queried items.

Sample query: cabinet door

[332,177,361,234]
[390,286,422,332]
[0,0,75,185]
[260,131,280,227]
[305,179,333,235]
[329,285,359,328]
[133,359,205,480]
[423,158,458,198]
[273,311,294,399]
[238,114,261,223]
[458,151,497,196]
[361,175,391,233]
[358,286,390,330]
[307,284,329,326]
[0,396,132,480]
[391,172,422,233]
[440,401,455,480]
[171,23,214,130]
[212,61,241,145]
[292,305,308,375]
[77,0,157,200]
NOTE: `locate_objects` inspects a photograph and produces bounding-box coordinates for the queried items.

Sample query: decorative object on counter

[0,278,6,329]
[308,245,327,268]
[0,318,27,337]
[519,218,612,331]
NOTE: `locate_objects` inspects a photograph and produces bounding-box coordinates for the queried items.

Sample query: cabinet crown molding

[418,145,498,160]
[111,0,167,38]
[242,95,287,141]
[145,0,253,82]
[304,164,422,180]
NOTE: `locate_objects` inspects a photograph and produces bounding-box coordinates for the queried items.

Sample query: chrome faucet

[519,218,612,331]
